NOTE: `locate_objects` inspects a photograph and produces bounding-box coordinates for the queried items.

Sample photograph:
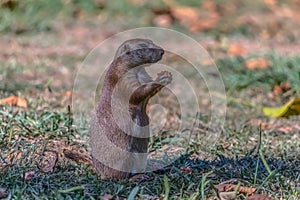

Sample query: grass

[0,0,101,33]
[1,52,300,198]
[1,1,300,198]
[0,0,286,36]
[218,54,300,93]
[0,108,299,199]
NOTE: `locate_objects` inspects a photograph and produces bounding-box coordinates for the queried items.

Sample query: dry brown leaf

[263,0,277,8]
[272,82,290,97]
[245,57,269,69]
[153,14,172,28]
[215,183,256,196]
[272,85,283,96]
[72,8,85,19]
[179,167,192,174]
[189,12,219,32]
[260,29,270,40]
[40,151,58,173]
[172,7,199,26]
[280,82,291,91]
[64,90,73,98]
[0,96,27,108]
[170,5,219,32]
[129,174,149,182]
[245,194,274,200]
[227,44,245,56]
[202,0,217,11]
[63,148,92,166]
[0,188,7,199]
[215,183,235,192]
[238,185,257,196]
[23,171,35,181]
[278,126,293,132]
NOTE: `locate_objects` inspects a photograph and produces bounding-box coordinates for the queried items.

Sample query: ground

[0,0,300,199]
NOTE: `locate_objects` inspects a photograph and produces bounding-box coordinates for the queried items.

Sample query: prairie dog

[90,39,172,179]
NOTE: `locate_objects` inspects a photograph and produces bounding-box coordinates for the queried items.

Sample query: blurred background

[1,0,300,38]
[1,0,300,88]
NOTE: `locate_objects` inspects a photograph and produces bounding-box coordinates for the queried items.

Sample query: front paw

[155,71,172,86]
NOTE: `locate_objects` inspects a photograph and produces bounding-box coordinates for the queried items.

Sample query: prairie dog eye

[144,48,150,54]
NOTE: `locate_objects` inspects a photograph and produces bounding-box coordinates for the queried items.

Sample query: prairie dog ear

[115,44,131,58]
[123,44,131,54]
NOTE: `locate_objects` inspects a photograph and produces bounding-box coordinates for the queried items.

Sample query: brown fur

[90,39,172,179]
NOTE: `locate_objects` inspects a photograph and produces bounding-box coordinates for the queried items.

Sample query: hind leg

[92,157,129,180]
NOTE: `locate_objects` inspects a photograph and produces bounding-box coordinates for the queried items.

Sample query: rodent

[90,38,172,179]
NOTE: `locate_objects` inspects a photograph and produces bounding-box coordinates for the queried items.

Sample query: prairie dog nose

[159,49,164,57]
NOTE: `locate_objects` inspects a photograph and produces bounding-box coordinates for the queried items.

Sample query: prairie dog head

[115,39,164,67]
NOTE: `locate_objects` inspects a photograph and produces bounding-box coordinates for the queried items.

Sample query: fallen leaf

[153,14,172,28]
[245,193,274,200]
[245,57,269,69]
[280,82,291,91]
[64,90,73,98]
[215,183,256,196]
[238,186,257,196]
[23,171,35,181]
[63,148,92,165]
[172,6,199,27]
[277,126,292,133]
[260,29,270,40]
[156,4,219,33]
[0,188,7,199]
[272,82,290,97]
[40,151,58,173]
[202,0,217,11]
[272,85,283,96]
[129,174,149,182]
[179,167,192,174]
[227,44,245,56]
[189,11,219,32]
[0,96,27,108]
[263,98,300,118]
[72,8,84,19]
[215,183,235,192]
[263,0,277,8]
